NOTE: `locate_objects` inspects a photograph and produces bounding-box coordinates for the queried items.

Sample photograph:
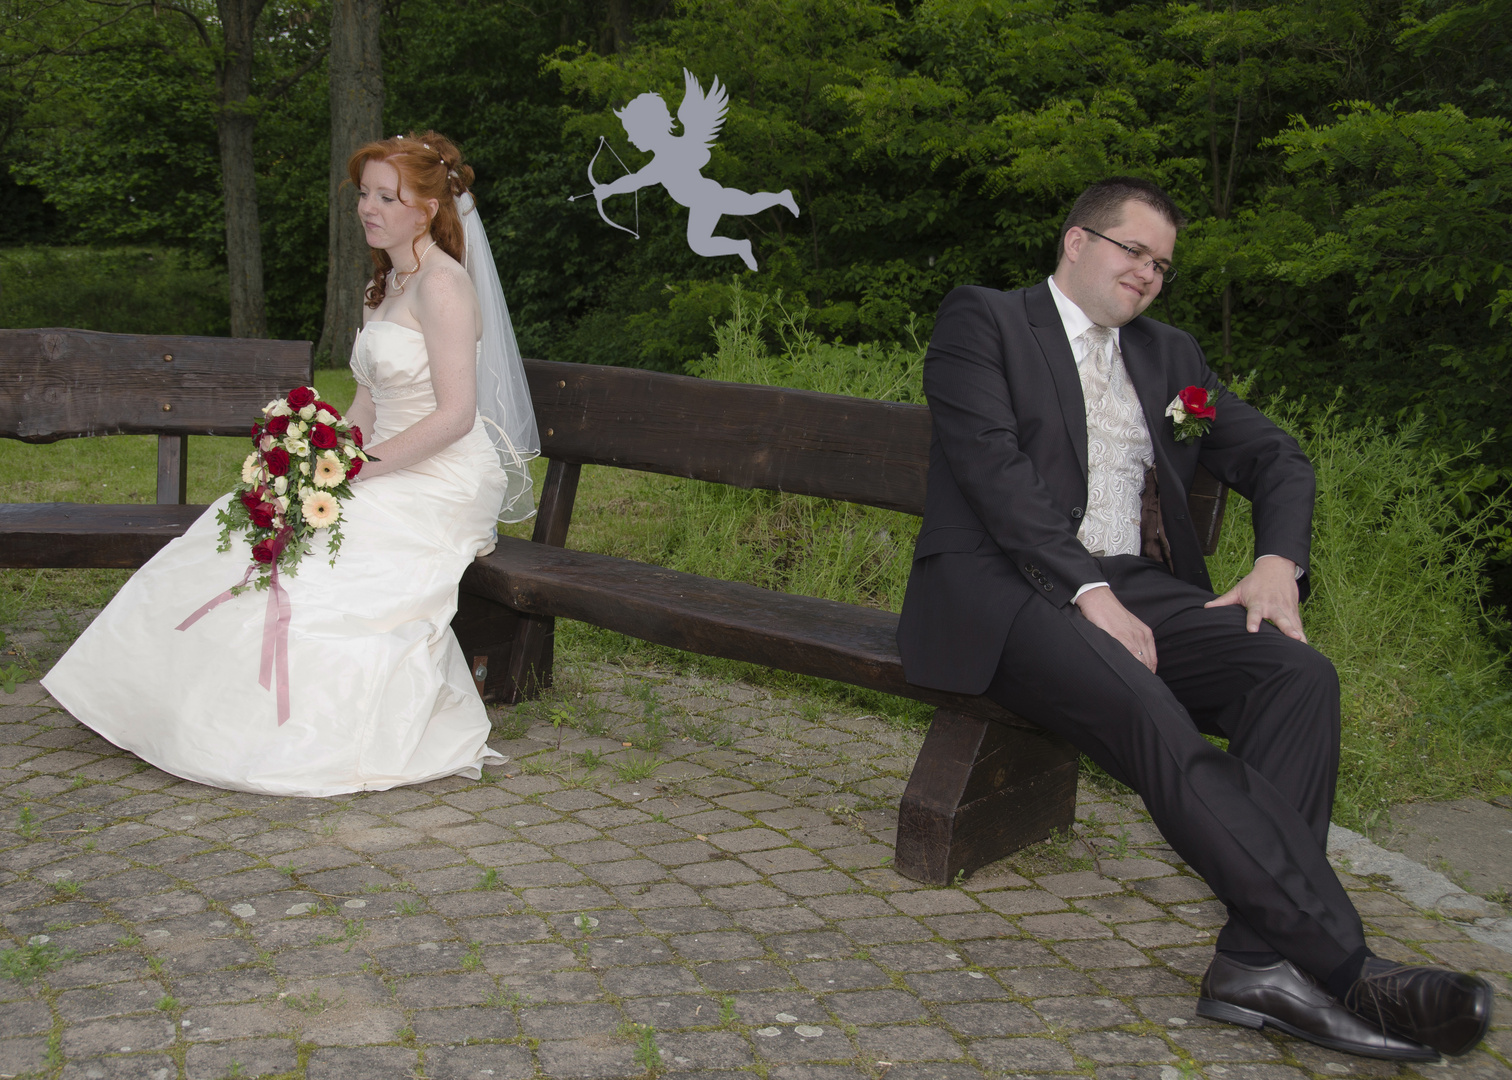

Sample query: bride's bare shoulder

[413,255,477,315]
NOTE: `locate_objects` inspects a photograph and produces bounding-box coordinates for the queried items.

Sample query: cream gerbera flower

[240,452,261,484]
[312,453,345,488]
[301,491,340,529]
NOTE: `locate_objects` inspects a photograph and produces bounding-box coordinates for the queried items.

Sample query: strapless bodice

[351,320,486,444]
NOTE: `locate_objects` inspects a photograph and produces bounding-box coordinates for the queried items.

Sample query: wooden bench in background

[0,329,1228,887]
[0,328,311,566]
[452,359,1229,885]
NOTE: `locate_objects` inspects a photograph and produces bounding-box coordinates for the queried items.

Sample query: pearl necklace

[389,238,437,295]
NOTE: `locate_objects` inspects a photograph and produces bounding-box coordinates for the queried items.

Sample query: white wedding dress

[42,322,508,797]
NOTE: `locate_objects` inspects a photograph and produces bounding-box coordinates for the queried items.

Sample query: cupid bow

[569,136,640,240]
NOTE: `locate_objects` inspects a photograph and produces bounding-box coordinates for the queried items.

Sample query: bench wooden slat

[0,328,311,442]
[0,503,206,567]
[463,534,1035,729]
[525,359,933,515]
[524,359,1228,555]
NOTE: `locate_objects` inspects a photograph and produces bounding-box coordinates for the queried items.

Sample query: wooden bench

[0,328,311,567]
[452,359,1230,885]
[0,330,1228,886]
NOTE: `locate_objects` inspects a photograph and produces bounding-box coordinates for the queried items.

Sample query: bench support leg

[894,708,1079,885]
[451,590,551,704]
[157,434,188,504]
[451,458,580,705]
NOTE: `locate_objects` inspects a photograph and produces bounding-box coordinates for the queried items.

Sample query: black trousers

[984,555,1365,982]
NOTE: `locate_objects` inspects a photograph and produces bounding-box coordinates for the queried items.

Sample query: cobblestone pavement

[2,663,1509,1080]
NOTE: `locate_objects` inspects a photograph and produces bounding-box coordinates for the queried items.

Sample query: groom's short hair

[1056,178,1187,263]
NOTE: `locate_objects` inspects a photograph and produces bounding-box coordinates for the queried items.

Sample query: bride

[41,131,538,797]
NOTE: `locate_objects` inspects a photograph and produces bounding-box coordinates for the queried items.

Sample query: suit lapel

[1119,317,1178,486]
[1024,282,1088,481]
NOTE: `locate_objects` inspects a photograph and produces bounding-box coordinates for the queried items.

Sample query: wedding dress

[41,321,508,797]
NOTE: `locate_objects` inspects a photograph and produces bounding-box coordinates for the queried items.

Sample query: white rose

[299,404,316,421]
[259,434,276,452]
[273,475,287,496]
[277,495,290,513]
[299,462,311,476]
[315,409,337,425]
[295,421,308,434]
[266,399,292,417]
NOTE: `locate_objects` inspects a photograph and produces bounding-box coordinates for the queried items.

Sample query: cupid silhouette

[573,70,800,271]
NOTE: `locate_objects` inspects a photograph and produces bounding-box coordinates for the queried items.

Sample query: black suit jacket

[896,281,1316,696]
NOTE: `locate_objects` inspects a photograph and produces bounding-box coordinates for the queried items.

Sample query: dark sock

[1221,949,1283,967]
[1324,945,1375,1001]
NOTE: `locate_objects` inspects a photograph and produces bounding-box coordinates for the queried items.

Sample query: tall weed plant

[1209,405,1512,826]
[658,288,923,612]
[672,291,1512,820]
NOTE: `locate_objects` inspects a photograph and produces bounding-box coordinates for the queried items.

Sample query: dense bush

[0,246,229,336]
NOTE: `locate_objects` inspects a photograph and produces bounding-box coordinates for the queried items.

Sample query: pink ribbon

[176,527,294,726]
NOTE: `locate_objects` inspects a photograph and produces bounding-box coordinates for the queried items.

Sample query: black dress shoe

[1342,957,1493,1056]
[1199,953,1439,1061]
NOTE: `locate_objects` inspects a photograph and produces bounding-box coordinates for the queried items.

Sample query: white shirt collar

[1047,275,1119,364]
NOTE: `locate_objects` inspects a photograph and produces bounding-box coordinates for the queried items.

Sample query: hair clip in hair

[422,142,430,149]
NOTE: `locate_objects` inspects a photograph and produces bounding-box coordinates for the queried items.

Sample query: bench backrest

[524,359,1228,554]
[0,328,312,503]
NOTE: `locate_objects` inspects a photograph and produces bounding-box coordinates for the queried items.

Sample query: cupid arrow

[567,136,640,239]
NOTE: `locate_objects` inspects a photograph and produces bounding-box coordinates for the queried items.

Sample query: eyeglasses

[1079,226,1178,283]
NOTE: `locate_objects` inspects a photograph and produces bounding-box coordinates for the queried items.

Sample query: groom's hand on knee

[1205,557,1306,643]
[1074,586,1158,673]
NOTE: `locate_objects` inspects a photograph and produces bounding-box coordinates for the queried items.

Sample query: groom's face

[1058,200,1177,328]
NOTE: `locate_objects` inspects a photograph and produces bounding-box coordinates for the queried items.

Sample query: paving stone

[969,1036,1076,1072]
[1069,1031,1178,1063]
[183,1037,298,1080]
[60,1053,177,1079]
[658,1030,756,1070]
[63,1016,178,1055]
[410,1004,520,1043]
[828,990,930,1023]
[521,1002,623,1038]
[426,1044,535,1080]
[840,916,931,944]
[536,1038,643,1078]
[306,1045,418,1079]
[857,1025,966,1060]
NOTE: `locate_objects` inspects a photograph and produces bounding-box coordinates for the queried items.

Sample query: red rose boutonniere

[1165,385,1216,443]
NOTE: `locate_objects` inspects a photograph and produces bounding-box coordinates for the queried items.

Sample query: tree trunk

[216,0,269,338]
[317,0,383,365]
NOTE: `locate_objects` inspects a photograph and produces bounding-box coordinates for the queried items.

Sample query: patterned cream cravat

[1076,324,1154,557]
[1081,325,1115,403]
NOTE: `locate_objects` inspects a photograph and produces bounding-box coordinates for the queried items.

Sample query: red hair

[347,130,475,309]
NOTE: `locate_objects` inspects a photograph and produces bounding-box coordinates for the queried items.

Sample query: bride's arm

[345,384,376,446]
[355,266,479,479]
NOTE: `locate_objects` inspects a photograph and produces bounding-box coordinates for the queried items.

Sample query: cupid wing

[676,68,728,150]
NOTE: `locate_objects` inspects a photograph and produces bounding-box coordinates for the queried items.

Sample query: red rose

[345,458,363,481]
[310,423,338,450]
[248,502,277,529]
[286,386,316,410]
[251,537,278,564]
[315,400,342,420]
[239,490,260,513]
[1179,385,1216,420]
[263,447,291,475]
[265,415,290,436]
[250,422,262,444]
[350,425,364,447]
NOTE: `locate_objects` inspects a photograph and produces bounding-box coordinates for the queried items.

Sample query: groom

[896,177,1492,1060]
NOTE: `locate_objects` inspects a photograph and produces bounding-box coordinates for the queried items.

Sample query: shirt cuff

[1073,581,1110,603]
[1256,554,1304,580]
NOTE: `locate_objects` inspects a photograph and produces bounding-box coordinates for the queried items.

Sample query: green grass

[5,297,1510,824]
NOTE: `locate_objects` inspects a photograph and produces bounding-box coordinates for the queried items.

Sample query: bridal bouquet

[215,386,371,587]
